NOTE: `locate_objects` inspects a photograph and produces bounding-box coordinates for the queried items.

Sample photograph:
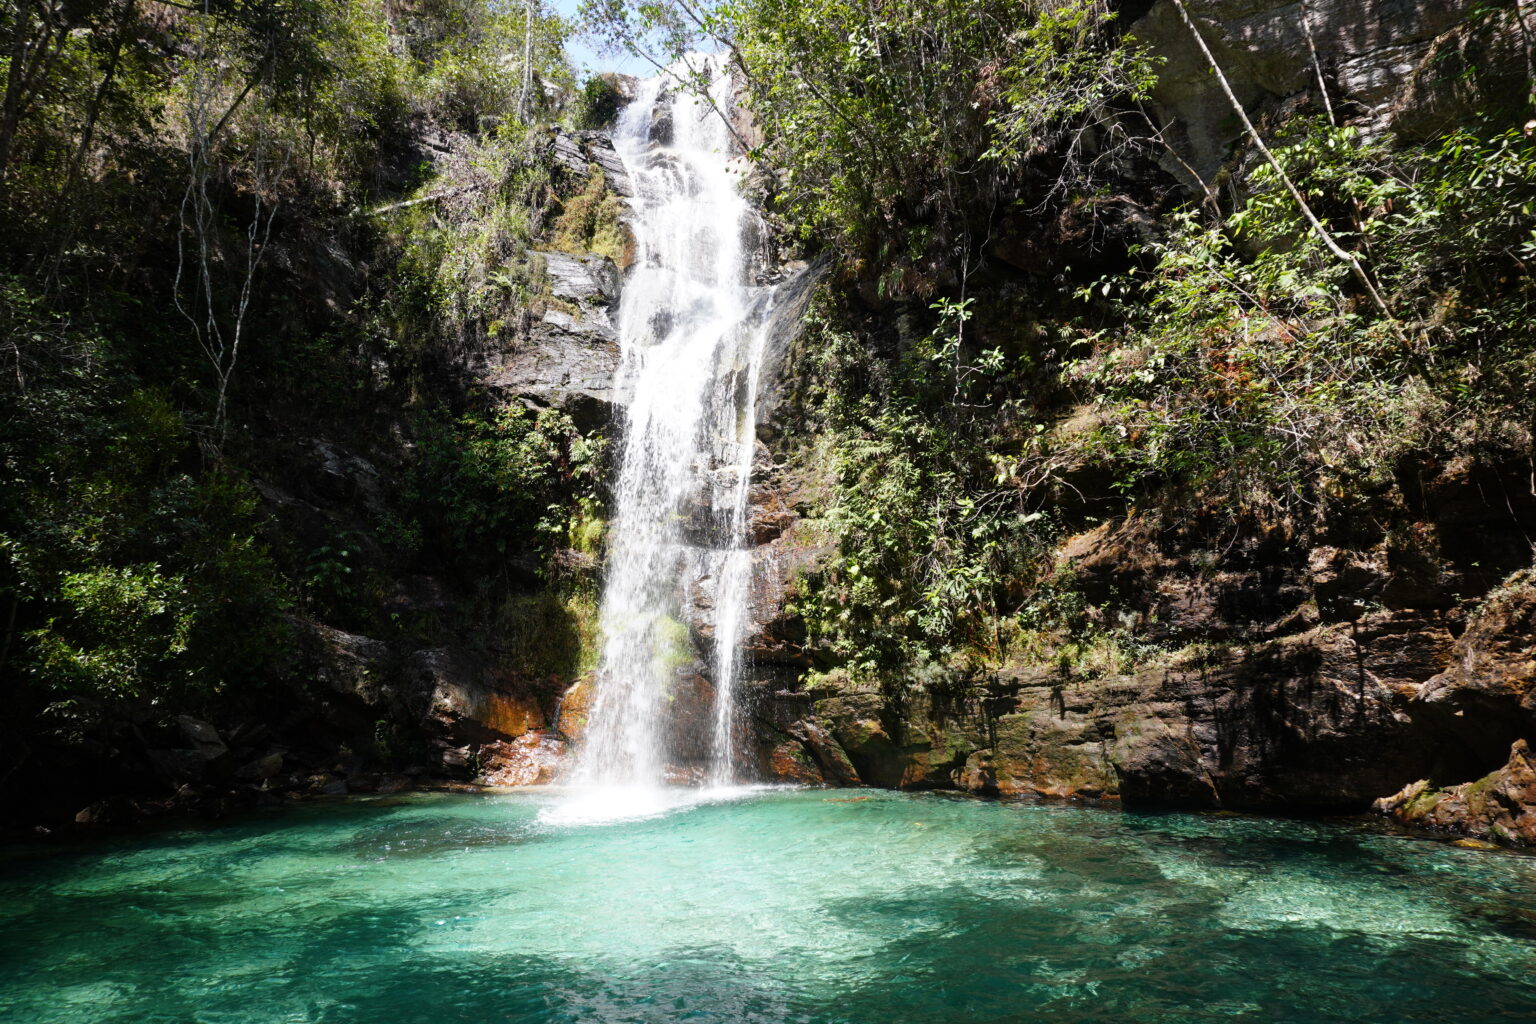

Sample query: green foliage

[0,320,289,703]
[722,0,1155,286]
[0,0,580,743]
[571,74,626,129]
[406,0,573,130]
[578,0,1153,287]
[407,402,607,574]
[788,295,1055,675]
[786,112,1536,688]
[29,564,194,697]
[386,123,555,349]
[1068,121,1536,511]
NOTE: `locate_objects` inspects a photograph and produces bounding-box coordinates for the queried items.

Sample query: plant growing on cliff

[1070,120,1536,511]
[406,402,607,579]
[788,294,1056,676]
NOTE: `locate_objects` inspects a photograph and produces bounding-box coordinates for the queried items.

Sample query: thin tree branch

[1170,0,1420,368]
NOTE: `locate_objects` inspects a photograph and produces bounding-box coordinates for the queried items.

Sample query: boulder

[539,250,621,303]
[550,130,590,178]
[765,736,826,785]
[299,438,385,512]
[577,130,635,197]
[308,623,395,707]
[551,128,635,197]
[175,716,228,761]
[1375,739,1536,845]
[816,694,908,788]
[73,796,139,826]
[786,716,861,786]
[481,732,569,786]
[985,709,1118,801]
[148,748,208,783]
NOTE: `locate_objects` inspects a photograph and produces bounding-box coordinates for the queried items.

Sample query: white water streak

[566,58,780,804]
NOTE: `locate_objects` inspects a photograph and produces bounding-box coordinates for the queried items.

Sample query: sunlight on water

[535,783,778,828]
[2,791,1535,1024]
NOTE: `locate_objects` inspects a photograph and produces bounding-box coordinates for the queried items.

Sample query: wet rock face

[310,623,396,710]
[555,675,596,747]
[1109,627,1438,809]
[481,732,568,787]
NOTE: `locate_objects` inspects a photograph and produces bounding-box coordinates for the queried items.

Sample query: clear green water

[2,788,1535,1024]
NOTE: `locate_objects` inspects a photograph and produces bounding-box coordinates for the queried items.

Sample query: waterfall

[557,57,785,816]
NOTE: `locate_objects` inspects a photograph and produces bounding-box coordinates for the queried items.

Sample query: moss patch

[551,169,632,267]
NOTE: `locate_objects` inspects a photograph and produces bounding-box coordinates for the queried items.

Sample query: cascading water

[554,58,787,821]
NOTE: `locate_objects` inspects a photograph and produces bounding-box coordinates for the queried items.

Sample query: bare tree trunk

[0,0,69,184]
[173,5,286,447]
[518,0,536,122]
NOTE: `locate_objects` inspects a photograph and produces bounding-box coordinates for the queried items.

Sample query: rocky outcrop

[476,249,623,430]
[1375,739,1536,845]
[1134,0,1533,182]
[1414,575,1536,765]
[1370,576,1536,841]
[748,457,1535,830]
[550,128,635,198]
[455,126,635,432]
[296,622,577,779]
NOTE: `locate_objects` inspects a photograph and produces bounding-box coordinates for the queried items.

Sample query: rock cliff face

[735,440,1536,844]
[1134,0,1532,181]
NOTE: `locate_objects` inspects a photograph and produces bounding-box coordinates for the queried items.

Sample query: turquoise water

[2,789,1535,1023]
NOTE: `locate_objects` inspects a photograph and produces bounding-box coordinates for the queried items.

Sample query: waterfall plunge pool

[2,789,1535,1023]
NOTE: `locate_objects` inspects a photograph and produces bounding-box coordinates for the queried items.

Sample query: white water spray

[554,58,786,822]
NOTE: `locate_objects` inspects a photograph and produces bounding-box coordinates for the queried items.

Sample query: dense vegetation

[0,0,604,806]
